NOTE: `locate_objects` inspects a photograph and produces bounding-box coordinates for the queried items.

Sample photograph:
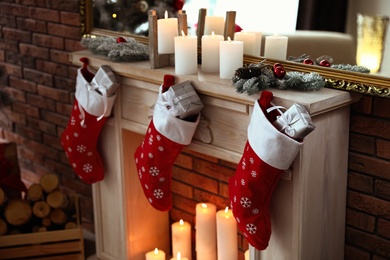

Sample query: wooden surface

[69,50,360,260]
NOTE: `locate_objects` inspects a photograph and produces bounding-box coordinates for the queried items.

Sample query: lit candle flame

[228,36,232,42]
[179,219,184,225]
[201,203,208,208]
[154,248,159,255]
[224,206,229,213]
[181,30,186,36]
[177,252,181,260]
[212,31,215,36]
[164,10,168,19]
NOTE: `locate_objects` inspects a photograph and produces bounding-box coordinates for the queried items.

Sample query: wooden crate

[0,196,84,259]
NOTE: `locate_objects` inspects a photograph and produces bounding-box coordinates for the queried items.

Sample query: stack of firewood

[0,174,79,236]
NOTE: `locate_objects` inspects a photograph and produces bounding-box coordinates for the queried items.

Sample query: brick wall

[345,96,390,259]
[0,1,389,259]
[0,0,93,230]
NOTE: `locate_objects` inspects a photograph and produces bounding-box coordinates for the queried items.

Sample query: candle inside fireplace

[216,207,237,260]
[145,248,166,260]
[171,219,192,260]
[157,11,178,54]
[196,203,217,260]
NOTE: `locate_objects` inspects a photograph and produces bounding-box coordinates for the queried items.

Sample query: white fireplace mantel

[70,50,360,260]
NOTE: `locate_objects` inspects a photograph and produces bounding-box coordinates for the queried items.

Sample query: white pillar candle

[219,37,243,79]
[216,207,237,260]
[264,35,288,60]
[146,248,166,260]
[158,11,178,54]
[204,16,225,36]
[174,31,198,75]
[196,203,217,260]
[247,31,262,56]
[172,219,192,260]
[234,31,256,56]
[201,32,224,73]
[170,252,189,260]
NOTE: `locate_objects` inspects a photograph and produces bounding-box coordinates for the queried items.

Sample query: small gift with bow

[267,103,315,140]
[162,80,204,120]
[93,65,119,97]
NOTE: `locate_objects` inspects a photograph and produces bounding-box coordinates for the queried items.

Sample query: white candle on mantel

[201,32,224,73]
[170,252,189,260]
[219,37,243,79]
[171,219,192,260]
[196,203,217,260]
[157,11,178,54]
[146,248,166,260]
[264,35,288,60]
[216,207,237,260]
[204,16,225,35]
[234,31,256,56]
[247,31,262,56]
[174,30,198,75]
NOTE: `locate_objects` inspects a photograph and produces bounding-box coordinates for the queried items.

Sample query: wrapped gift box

[272,103,315,140]
[93,65,119,97]
[163,81,204,120]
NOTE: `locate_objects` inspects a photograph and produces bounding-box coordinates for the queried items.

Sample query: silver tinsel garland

[81,36,149,62]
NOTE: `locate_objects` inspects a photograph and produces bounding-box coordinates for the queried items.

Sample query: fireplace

[71,50,359,260]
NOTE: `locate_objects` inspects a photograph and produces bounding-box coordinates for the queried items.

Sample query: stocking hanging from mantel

[61,58,119,184]
[229,90,315,250]
[134,75,203,211]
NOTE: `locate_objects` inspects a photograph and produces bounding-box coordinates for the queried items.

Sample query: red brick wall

[0,1,389,258]
[346,96,390,259]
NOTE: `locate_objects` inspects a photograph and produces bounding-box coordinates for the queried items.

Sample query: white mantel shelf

[70,50,361,260]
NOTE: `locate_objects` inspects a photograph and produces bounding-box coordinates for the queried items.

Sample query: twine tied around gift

[266,105,301,137]
[159,89,199,117]
[78,78,109,126]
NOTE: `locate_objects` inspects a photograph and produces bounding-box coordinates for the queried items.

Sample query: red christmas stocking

[61,67,116,184]
[134,82,200,211]
[229,90,302,250]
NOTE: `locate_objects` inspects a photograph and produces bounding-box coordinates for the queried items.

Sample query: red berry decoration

[273,65,286,79]
[273,63,283,69]
[319,59,331,67]
[116,37,127,43]
[303,58,314,65]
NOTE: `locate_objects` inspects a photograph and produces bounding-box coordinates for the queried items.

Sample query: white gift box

[271,103,315,140]
[163,81,204,120]
[93,65,119,97]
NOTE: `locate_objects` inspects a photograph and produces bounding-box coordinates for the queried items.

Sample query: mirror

[79,0,390,98]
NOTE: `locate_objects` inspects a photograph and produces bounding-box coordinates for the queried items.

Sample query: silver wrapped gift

[272,103,315,139]
[93,65,119,97]
[163,80,204,119]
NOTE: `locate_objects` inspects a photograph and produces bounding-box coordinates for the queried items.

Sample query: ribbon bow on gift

[275,111,301,137]
[159,89,199,117]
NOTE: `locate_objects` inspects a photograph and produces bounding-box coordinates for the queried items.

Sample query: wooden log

[50,208,67,226]
[41,217,52,228]
[26,183,43,202]
[65,221,77,230]
[32,201,51,219]
[39,174,59,193]
[0,218,7,236]
[46,190,69,209]
[4,199,32,226]
[0,188,6,207]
